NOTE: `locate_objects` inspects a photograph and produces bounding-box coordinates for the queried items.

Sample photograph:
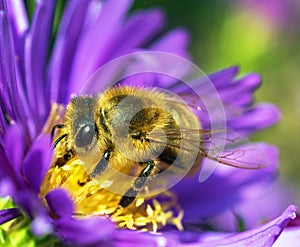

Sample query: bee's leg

[89,150,111,178]
[119,160,155,208]
[55,149,75,167]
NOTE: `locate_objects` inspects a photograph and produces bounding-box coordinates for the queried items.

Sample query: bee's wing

[147,128,270,170]
[198,141,277,182]
[172,92,247,132]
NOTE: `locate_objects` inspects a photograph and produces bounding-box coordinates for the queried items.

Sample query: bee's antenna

[51,124,66,141]
[53,134,68,149]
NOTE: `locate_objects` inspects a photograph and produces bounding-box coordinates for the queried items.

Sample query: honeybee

[52,86,260,208]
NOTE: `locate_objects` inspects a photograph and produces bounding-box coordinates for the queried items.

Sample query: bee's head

[71,96,100,163]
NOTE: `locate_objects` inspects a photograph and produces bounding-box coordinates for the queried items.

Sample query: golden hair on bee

[51,85,261,208]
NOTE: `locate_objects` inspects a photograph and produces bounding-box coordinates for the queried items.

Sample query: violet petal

[46,188,115,245]
[24,0,57,132]
[45,188,74,218]
[69,0,133,93]
[48,0,90,104]
[113,230,179,247]
[151,28,190,58]
[0,7,26,129]
[0,177,16,196]
[31,214,53,236]
[5,0,28,72]
[228,103,281,135]
[0,207,22,224]
[54,216,115,246]
[111,8,165,58]
[14,190,47,219]
[22,134,52,193]
[196,205,297,247]
[174,143,279,221]
[208,66,240,88]
[112,206,296,246]
[4,124,24,174]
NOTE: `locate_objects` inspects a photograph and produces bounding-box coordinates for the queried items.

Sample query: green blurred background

[132,0,300,190]
[24,0,300,189]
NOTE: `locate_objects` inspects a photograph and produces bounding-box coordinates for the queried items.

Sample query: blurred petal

[49,0,90,104]
[197,205,297,247]
[0,177,16,196]
[14,191,46,219]
[174,143,279,222]
[4,124,24,174]
[45,189,74,218]
[0,7,25,129]
[208,66,240,88]
[46,188,115,245]
[228,103,281,135]
[31,214,53,236]
[113,206,296,246]
[54,216,115,246]
[216,73,261,106]
[70,0,133,92]
[151,28,190,58]
[5,0,28,69]
[23,134,52,193]
[0,207,22,224]
[24,0,57,131]
[205,180,295,231]
[112,8,165,58]
[113,230,179,247]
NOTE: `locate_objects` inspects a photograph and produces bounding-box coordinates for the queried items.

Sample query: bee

[52,86,259,208]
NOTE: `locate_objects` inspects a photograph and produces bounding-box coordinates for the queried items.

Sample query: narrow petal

[228,103,281,135]
[111,8,165,58]
[216,73,261,108]
[5,0,28,70]
[5,0,28,37]
[4,124,24,175]
[151,28,190,58]
[24,0,57,132]
[215,72,261,91]
[150,29,191,88]
[69,0,133,93]
[0,145,16,183]
[0,8,27,132]
[22,134,52,193]
[0,208,22,224]
[48,0,90,104]
[208,66,240,88]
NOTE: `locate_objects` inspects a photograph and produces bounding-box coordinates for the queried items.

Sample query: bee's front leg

[89,150,111,177]
[119,160,156,208]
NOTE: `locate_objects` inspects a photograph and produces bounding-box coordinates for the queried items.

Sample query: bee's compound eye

[75,124,97,148]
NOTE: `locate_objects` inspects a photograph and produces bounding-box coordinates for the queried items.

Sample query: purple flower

[0,0,296,246]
